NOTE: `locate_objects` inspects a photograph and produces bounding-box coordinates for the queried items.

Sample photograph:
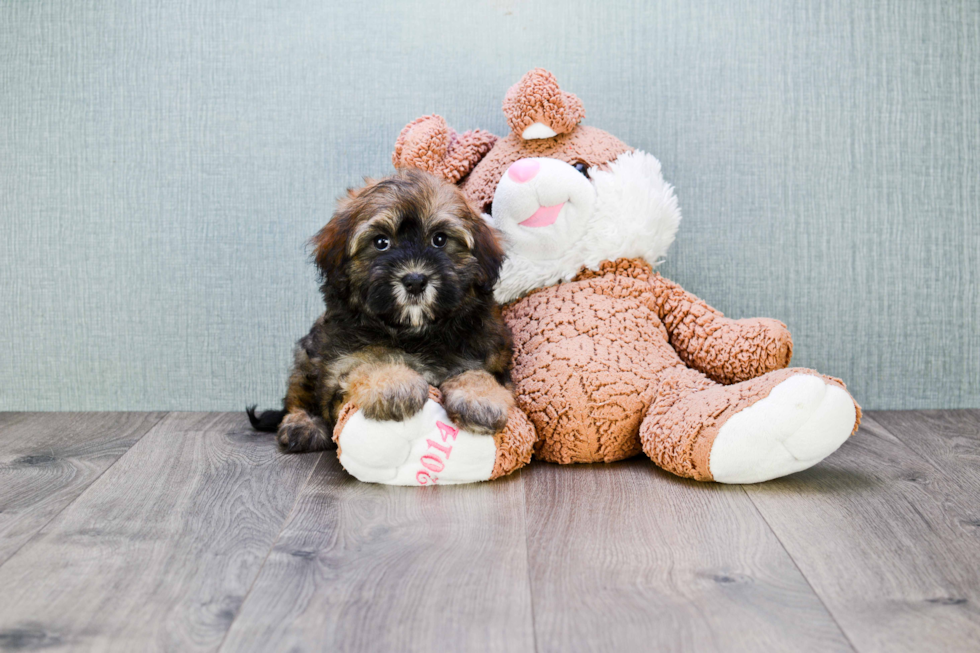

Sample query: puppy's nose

[401,273,428,296]
[507,158,539,183]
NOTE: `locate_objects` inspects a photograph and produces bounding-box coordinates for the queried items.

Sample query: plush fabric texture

[490,404,536,480]
[460,127,630,213]
[370,67,863,485]
[393,115,498,185]
[580,264,794,385]
[333,387,536,485]
[494,150,682,304]
[501,258,858,469]
[706,374,858,483]
[639,365,859,481]
[502,68,586,139]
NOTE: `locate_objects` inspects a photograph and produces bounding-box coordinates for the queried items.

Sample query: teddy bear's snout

[492,157,596,233]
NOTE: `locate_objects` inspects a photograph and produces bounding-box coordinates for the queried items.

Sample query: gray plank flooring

[522,461,852,653]
[0,413,318,652]
[221,457,535,653]
[743,415,980,652]
[0,410,977,653]
[0,412,164,566]
[871,410,980,493]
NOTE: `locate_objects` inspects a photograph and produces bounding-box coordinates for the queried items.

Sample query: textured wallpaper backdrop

[1,0,978,411]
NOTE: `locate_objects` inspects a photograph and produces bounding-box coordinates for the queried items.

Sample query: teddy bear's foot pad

[337,399,497,486]
[709,374,856,484]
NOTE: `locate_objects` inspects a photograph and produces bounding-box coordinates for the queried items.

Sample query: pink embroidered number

[420,454,445,473]
[426,438,452,458]
[437,420,459,442]
[415,420,459,486]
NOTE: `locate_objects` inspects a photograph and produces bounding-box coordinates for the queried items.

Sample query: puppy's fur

[248,169,514,452]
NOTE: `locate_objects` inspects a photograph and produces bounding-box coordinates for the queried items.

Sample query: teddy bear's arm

[648,273,794,385]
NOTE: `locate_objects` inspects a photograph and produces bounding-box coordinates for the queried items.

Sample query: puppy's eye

[573,162,590,178]
[431,232,448,248]
[372,235,390,251]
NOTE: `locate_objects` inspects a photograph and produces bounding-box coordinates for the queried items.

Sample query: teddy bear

[332,68,861,485]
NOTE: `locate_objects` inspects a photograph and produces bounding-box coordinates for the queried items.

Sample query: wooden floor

[0,411,977,652]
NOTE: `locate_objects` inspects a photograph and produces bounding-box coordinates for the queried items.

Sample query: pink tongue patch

[518,202,564,228]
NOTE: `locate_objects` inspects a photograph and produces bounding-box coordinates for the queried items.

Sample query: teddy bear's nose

[507,159,540,183]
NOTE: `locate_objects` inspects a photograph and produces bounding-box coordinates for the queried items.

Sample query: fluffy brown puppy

[248,169,514,452]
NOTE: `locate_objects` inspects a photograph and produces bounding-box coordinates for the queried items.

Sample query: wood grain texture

[220,456,535,653]
[2,410,978,653]
[870,410,980,492]
[521,460,852,653]
[0,412,319,653]
[0,412,164,566]
[744,415,980,652]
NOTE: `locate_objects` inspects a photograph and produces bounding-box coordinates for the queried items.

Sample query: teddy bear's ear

[503,68,585,140]
[392,115,498,184]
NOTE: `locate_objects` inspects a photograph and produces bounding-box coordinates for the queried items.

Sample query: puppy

[248,169,514,452]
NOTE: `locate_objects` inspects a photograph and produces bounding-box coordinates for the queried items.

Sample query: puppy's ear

[468,210,505,295]
[311,215,348,281]
[311,181,376,280]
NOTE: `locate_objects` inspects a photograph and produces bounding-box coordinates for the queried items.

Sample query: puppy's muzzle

[401,272,429,296]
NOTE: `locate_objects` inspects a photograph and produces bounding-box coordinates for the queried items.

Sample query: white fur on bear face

[491,157,596,262]
[491,150,683,304]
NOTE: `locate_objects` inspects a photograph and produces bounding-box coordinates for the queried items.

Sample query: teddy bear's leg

[640,366,860,483]
[331,388,535,486]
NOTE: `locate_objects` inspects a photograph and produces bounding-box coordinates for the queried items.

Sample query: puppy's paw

[364,379,429,422]
[441,370,513,435]
[349,364,430,422]
[336,399,502,485]
[277,410,333,453]
[445,398,510,435]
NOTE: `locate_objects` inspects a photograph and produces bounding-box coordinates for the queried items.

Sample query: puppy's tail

[246,405,286,432]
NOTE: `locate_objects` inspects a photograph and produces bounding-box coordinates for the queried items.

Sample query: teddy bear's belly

[503,282,682,464]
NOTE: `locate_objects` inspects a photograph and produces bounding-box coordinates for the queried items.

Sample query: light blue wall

[1,0,978,411]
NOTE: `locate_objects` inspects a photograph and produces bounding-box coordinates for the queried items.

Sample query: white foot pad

[709,375,856,484]
[337,399,497,486]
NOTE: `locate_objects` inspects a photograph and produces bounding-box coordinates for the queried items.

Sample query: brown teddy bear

[333,68,860,485]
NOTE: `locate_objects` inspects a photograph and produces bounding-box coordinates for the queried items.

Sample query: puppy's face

[312,169,504,330]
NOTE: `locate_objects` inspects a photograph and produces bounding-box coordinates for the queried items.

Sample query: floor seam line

[860,412,980,521]
[0,411,167,573]
[863,411,973,484]
[520,469,539,653]
[215,450,325,653]
[740,485,860,653]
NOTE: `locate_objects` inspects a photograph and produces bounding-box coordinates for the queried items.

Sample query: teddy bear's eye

[372,235,390,251]
[573,162,590,178]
